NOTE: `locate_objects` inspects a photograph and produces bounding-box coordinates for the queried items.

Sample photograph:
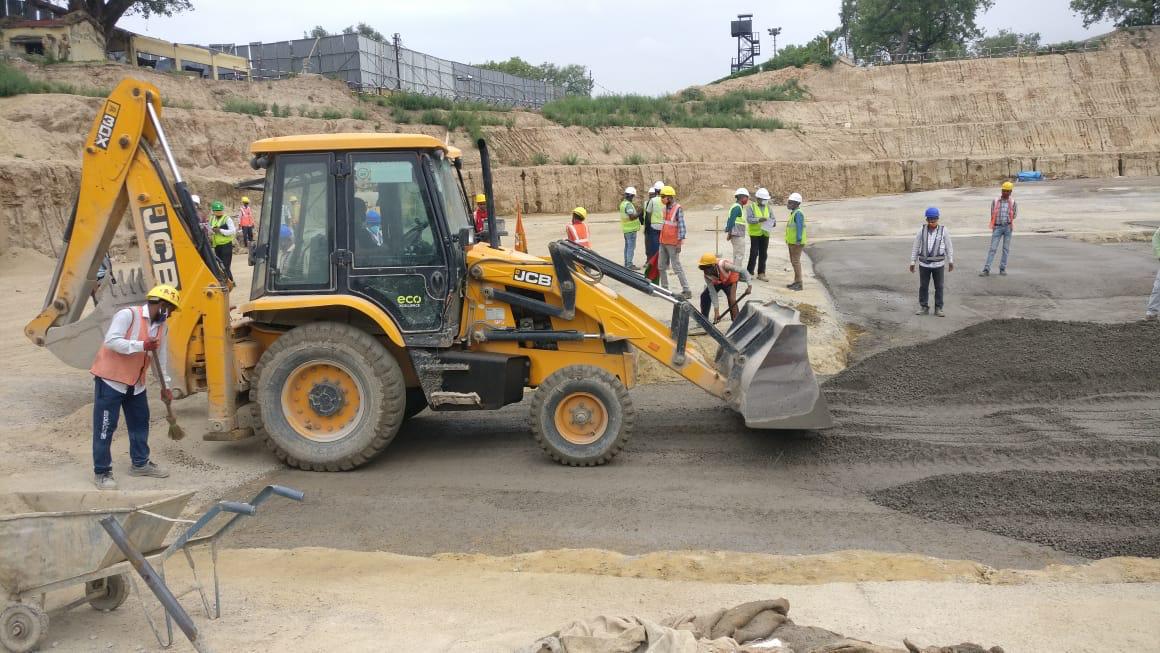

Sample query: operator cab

[248,134,475,347]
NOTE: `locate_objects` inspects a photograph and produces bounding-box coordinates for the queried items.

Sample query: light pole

[767,27,782,57]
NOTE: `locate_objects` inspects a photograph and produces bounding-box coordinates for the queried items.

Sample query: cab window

[349,154,443,269]
[271,155,333,290]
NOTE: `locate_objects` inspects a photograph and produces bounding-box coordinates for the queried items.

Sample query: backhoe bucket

[714,300,832,430]
[44,268,149,369]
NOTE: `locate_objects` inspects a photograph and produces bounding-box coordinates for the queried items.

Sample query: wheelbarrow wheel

[0,603,48,653]
[86,573,130,612]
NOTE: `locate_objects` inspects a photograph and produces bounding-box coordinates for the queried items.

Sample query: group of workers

[190,194,256,284]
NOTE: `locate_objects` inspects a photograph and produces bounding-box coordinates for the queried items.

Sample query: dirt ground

[2,179,1159,652]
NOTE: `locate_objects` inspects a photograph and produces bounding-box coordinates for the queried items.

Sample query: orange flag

[514,199,528,253]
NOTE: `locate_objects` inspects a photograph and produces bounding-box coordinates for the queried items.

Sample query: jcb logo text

[93,101,120,150]
[513,269,552,287]
[141,204,180,288]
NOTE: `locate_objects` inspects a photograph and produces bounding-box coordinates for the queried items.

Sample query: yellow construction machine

[25,78,830,470]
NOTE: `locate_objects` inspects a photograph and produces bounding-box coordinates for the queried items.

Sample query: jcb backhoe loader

[25,79,830,471]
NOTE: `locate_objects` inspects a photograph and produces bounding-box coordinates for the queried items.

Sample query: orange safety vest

[238,205,254,228]
[660,203,682,246]
[714,259,741,286]
[989,198,1016,229]
[566,222,591,248]
[90,306,156,386]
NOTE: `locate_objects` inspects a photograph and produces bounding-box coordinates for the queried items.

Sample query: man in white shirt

[909,207,955,317]
[89,284,179,489]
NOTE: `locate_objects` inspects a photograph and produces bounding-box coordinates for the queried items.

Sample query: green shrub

[678,87,705,101]
[541,84,793,131]
[601,142,613,154]
[320,108,345,120]
[270,103,293,118]
[0,60,104,98]
[561,153,582,165]
[531,152,550,166]
[391,106,412,124]
[418,109,445,125]
[350,108,368,120]
[622,152,647,165]
[223,98,268,116]
[376,91,510,113]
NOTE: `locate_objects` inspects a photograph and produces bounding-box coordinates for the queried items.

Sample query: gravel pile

[870,469,1160,559]
[825,319,1160,404]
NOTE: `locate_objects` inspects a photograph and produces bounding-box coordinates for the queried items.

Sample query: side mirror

[249,243,269,266]
[455,227,475,249]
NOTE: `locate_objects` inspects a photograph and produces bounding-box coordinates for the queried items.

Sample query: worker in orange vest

[657,186,692,299]
[698,253,752,321]
[237,196,255,248]
[566,207,592,247]
[473,193,488,237]
[980,181,1017,276]
[89,284,180,490]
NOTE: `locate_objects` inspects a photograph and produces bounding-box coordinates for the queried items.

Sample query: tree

[1069,0,1160,28]
[67,0,194,41]
[309,26,330,39]
[844,0,995,60]
[343,22,386,43]
[973,29,1041,54]
[476,57,593,96]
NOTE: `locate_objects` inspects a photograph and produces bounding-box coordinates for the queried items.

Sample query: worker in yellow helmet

[88,284,181,489]
[981,181,1017,276]
[698,252,751,322]
[658,185,692,299]
[473,193,488,237]
[238,195,255,249]
[566,207,592,248]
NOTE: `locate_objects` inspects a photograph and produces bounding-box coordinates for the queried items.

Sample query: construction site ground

[2,178,1158,651]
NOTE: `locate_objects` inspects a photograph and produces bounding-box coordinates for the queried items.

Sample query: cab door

[341,151,459,346]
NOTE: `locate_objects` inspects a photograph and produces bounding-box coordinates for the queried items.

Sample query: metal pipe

[99,516,207,652]
[145,98,184,184]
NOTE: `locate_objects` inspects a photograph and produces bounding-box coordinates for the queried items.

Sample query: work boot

[1145,313,1158,321]
[979,269,990,277]
[934,308,946,317]
[756,273,768,282]
[627,263,640,271]
[678,289,693,300]
[787,282,803,291]
[94,473,117,491]
[999,269,1007,276]
[916,306,929,315]
[129,461,170,478]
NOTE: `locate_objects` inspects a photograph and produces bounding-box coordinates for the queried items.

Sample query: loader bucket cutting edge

[715,300,833,430]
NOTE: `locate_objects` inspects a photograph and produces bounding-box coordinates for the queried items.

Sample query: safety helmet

[211,201,225,212]
[241,196,250,204]
[1001,181,1014,192]
[624,186,637,196]
[475,193,487,203]
[660,185,676,197]
[755,187,771,201]
[653,181,664,191]
[734,188,750,198]
[925,207,940,219]
[279,224,293,239]
[787,192,803,204]
[572,207,588,220]
[190,194,201,206]
[698,252,719,267]
[289,195,299,203]
[366,209,381,224]
[146,284,181,308]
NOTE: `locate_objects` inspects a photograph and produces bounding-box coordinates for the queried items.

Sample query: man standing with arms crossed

[724,188,749,266]
[747,188,774,281]
[657,185,692,299]
[785,192,807,290]
[90,284,179,489]
[981,181,1017,276]
[619,186,640,269]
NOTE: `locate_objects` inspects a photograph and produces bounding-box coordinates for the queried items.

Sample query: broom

[152,355,185,441]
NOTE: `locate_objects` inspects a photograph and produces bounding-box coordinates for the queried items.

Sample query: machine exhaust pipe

[477,138,500,249]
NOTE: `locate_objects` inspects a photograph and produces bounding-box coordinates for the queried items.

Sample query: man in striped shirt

[981,181,1017,276]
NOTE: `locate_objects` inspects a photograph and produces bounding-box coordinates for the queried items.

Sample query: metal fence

[859,41,1104,67]
[210,35,564,108]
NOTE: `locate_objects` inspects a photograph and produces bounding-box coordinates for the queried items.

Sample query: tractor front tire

[252,322,406,471]
[530,365,634,466]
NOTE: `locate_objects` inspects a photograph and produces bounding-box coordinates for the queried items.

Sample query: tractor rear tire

[252,322,406,471]
[529,365,634,466]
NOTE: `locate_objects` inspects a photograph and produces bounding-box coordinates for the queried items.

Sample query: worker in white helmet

[724,188,750,265]
[747,187,775,281]
[643,180,665,264]
[785,192,806,290]
[619,186,640,269]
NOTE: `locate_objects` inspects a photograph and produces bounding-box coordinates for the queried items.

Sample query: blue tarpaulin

[1016,171,1043,181]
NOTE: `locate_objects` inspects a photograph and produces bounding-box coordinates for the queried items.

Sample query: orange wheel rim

[280,361,364,442]
[553,392,608,445]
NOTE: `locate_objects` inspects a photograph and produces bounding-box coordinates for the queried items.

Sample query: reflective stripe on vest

[89,306,152,386]
[715,259,740,286]
[238,206,254,228]
[660,203,682,245]
[567,222,591,247]
[619,200,640,233]
[785,209,807,245]
[990,198,1016,229]
[747,204,770,237]
[917,225,947,262]
[211,215,234,247]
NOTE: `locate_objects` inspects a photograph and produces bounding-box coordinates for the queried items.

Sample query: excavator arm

[24,79,239,432]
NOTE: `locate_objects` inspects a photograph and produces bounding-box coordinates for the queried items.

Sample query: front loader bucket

[714,300,832,430]
[44,268,149,369]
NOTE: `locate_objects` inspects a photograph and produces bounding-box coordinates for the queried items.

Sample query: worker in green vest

[785,192,806,291]
[209,200,238,283]
[619,186,641,270]
[746,187,774,281]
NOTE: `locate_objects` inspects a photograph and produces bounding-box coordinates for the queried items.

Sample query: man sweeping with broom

[90,284,181,490]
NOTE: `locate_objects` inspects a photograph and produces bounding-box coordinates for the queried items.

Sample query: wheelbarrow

[0,485,303,652]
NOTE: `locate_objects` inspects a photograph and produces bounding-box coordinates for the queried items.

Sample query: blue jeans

[92,377,151,475]
[623,230,638,267]
[984,224,1012,271]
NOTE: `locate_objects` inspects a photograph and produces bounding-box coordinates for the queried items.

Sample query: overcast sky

[120,0,1114,95]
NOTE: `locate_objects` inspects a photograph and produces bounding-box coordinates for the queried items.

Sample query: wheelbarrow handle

[218,501,256,516]
[269,485,305,502]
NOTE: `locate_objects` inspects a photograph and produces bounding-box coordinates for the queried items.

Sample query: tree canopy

[840,0,995,60]
[343,22,387,43]
[973,29,1042,53]
[1069,0,1160,28]
[67,0,193,39]
[476,57,593,96]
